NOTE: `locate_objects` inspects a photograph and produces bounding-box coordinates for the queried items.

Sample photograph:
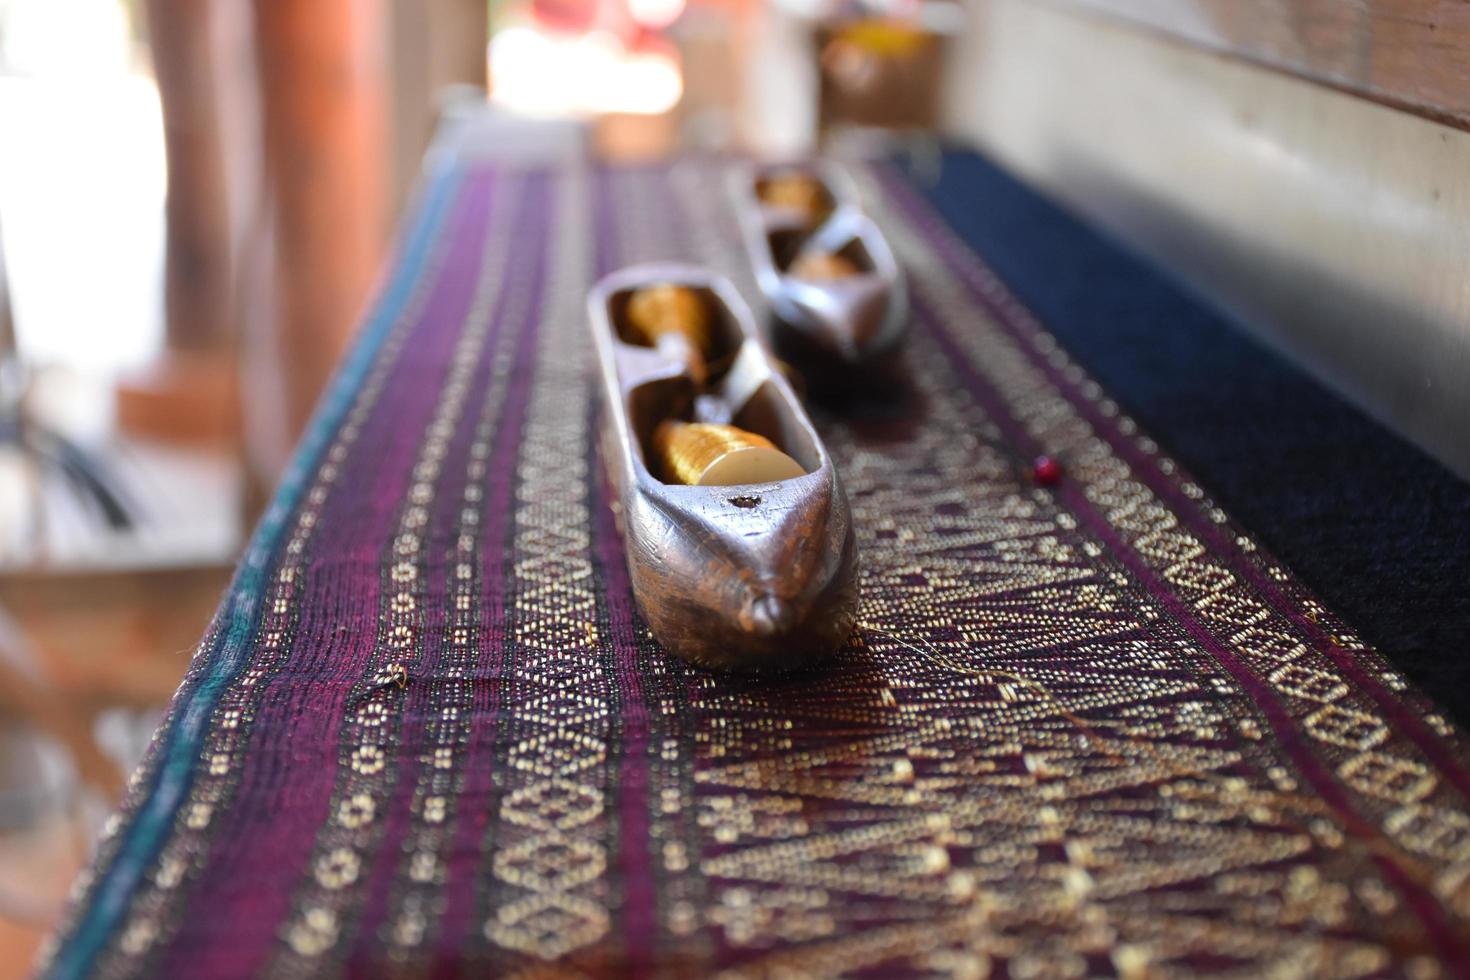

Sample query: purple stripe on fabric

[427,171,557,971]
[910,292,1470,968]
[599,165,668,970]
[596,453,659,971]
[347,176,552,970]
[158,173,498,976]
[594,164,620,280]
[877,167,1470,802]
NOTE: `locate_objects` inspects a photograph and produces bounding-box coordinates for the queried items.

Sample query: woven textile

[906,150,1470,731]
[45,157,1470,979]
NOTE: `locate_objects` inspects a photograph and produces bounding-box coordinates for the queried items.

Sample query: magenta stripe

[908,284,1470,969]
[594,461,659,971]
[877,166,1470,803]
[159,173,497,975]
[591,170,661,970]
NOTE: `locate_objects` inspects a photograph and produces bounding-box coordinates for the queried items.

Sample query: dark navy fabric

[903,148,1470,727]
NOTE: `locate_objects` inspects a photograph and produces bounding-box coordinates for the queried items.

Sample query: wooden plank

[1053,0,1470,130]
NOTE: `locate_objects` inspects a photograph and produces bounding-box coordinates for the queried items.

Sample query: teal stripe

[48,165,465,980]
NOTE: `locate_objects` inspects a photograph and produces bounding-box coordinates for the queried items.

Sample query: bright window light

[489,26,683,118]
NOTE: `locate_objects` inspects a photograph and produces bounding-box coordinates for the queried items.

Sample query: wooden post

[241,0,389,478]
[116,0,242,446]
[145,0,234,352]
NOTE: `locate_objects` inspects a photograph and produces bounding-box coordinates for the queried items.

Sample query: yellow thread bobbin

[790,251,860,282]
[758,173,831,225]
[655,421,806,487]
[626,284,710,385]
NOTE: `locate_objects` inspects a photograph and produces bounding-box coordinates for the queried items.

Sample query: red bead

[1032,456,1062,486]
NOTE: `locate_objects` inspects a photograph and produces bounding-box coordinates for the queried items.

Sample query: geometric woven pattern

[43,155,1470,978]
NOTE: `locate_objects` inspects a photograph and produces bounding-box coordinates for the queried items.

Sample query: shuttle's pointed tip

[749,594,795,638]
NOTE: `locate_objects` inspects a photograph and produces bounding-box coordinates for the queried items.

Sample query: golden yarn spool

[789,251,860,282]
[655,421,806,487]
[626,284,710,384]
[758,173,831,225]
[626,284,710,348]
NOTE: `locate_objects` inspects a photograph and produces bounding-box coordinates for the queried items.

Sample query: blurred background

[2,0,1467,971]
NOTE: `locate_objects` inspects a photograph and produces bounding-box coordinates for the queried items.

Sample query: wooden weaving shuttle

[587,264,859,671]
[733,161,908,371]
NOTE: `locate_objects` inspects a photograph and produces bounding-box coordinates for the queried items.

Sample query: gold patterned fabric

[43,156,1470,979]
